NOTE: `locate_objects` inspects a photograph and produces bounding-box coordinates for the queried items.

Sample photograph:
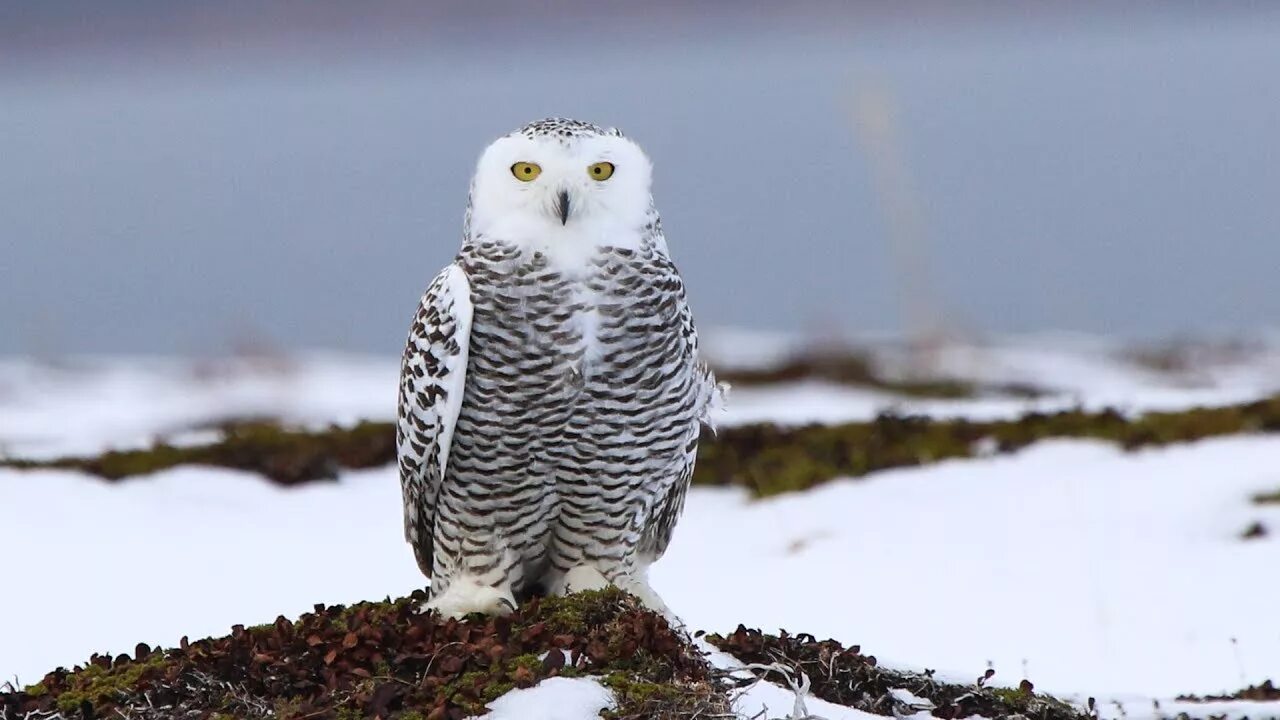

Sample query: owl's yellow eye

[510,162,541,182]
[587,162,615,181]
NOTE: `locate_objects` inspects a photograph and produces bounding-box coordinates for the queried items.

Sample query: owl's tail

[404,502,435,580]
[696,362,730,434]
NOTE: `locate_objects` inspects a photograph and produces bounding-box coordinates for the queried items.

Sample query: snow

[2,334,1280,718]
[467,676,614,720]
[2,438,1278,716]
[704,644,901,720]
[0,465,423,683]
[4,333,1280,459]
[656,438,1280,699]
[0,354,395,460]
[718,332,1280,427]
[733,677,878,720]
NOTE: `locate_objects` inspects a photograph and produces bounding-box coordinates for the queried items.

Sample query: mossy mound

[714,350,1045,399]
[1176,679,1280,703]
[0,589,722,720]
[710,625,1088,720]
[0,590,1105,720]
[6,397,1280,496]
[1,420,395,485]
[693,397,1280,496]
[1253,489,1280,505]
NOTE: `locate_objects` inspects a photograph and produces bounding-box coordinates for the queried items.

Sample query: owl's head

[466,118,654,247]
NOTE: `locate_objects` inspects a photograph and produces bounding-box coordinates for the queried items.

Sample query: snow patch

[467,676,614,720]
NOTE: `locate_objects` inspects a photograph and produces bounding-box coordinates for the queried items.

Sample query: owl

[397,118,723,619]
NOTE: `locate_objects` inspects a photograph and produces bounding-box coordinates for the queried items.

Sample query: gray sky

[2,6,1279,355]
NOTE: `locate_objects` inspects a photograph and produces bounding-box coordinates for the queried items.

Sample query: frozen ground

[4,332,1280,459]
[469,676,613,720]
[2,334,1278,718]
[2,438,1277,717]
[460,666,885,720]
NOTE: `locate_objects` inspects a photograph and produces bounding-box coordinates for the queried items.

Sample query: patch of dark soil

[1241,521,1269,540]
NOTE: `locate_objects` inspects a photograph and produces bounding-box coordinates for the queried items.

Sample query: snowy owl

[397,118,723,619]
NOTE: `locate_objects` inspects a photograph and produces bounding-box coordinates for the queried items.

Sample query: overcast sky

[2,5,1278,355]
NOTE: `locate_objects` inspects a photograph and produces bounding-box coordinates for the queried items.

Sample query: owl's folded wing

[639,274,722,563]
[397,262,474,578]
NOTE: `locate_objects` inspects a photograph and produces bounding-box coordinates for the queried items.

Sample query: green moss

[273,695,303,719]
[478,679,516,703]
[693,397,1280,497]
[601,670,679,703]
[92,444,191,480]
[988,685,1031,707]
[334,705,364,720]
[534,587,627,635]
[7,588,723,720]
[1,419,396,485]
[22,682,47,697]
[1253,489,1280,505]
[599,670,720,719]
[9,397,1280,499]
[988,683,1083,718]
[54,653,168,713]
[441,652,551,713]
[714,351,1017,399]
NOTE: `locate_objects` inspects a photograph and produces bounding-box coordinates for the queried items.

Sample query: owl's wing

[639,271,724,564]
[397,262,473,578]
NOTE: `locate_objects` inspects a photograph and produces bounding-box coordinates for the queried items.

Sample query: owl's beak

[555,189,571,225]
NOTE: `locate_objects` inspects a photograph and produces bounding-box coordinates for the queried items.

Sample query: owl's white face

[467,124,654,256]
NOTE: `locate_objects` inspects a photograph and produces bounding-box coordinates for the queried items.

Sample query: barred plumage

[397,118,721,618]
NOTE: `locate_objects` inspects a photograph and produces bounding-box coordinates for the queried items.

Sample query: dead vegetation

[5,398,1280,497]
[0,589,1108,720]
[1176,679,1280,703]
[0,420,394,486]
[1253,489,1280,505]
[695,397,1280,496]
[710,625,1088,720]
[713,349,1044,399]
[1241,521,1270,540]
[0,588,725,720]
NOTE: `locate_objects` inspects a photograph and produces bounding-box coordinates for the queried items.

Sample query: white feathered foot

[420,575,517,619]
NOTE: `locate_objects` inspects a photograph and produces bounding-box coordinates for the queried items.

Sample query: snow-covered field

[4,333,1280,460]
[1,334,1278,718]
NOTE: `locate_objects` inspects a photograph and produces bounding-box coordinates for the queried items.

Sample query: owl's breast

[460,240,684,412]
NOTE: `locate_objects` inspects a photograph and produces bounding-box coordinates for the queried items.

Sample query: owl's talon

[420,576,517,619]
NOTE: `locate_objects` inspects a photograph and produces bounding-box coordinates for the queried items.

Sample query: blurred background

[4,1,1279,357]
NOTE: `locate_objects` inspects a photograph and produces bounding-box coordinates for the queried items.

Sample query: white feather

[433,263,473,478]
